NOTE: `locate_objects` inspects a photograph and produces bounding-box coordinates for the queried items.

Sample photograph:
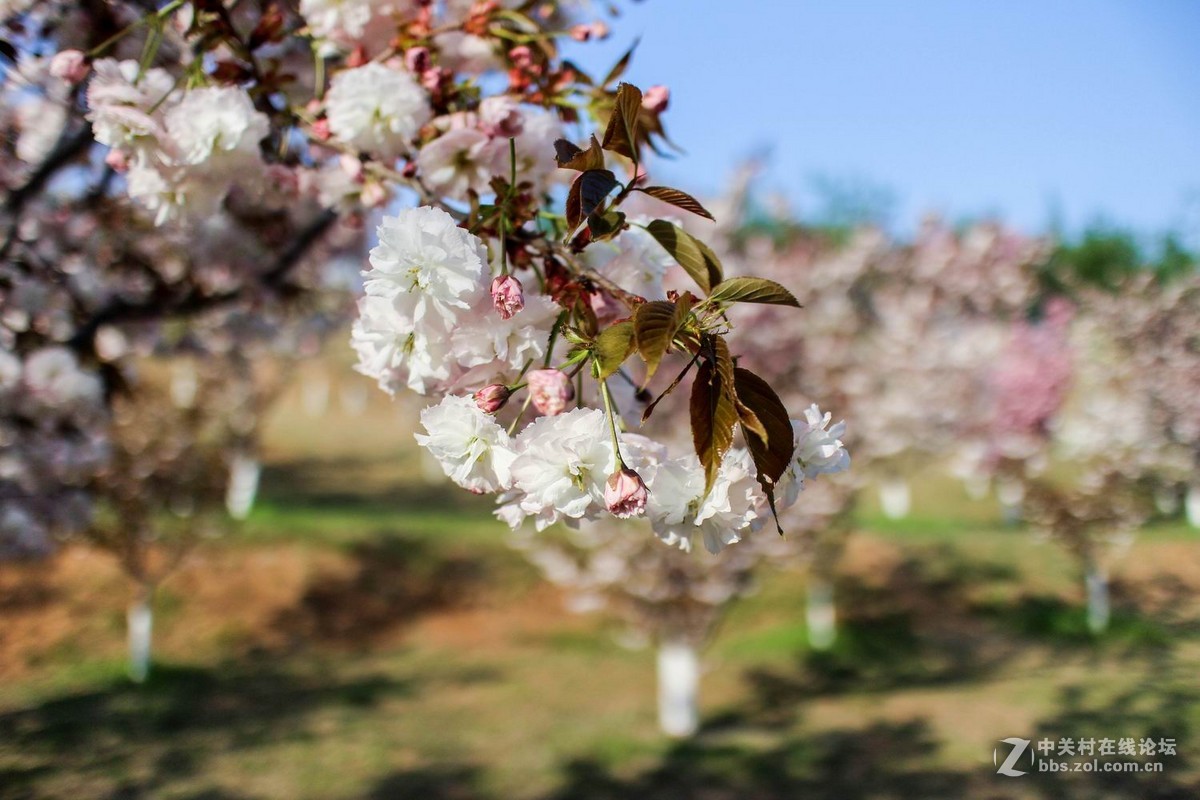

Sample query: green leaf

[707,277,801,308]
[601,82,642,162]
[733,367,795,534]
[690,351,739,496]
[554,135,605,171]
[566,169,618,234]
[645,220,723,294]
[635,186,715,221]
[588,209,627,241]
[593,320,636,379]
[633,300,676,381]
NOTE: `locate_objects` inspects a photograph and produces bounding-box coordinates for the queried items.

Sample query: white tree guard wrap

[169,360,198,409]
[657,641,700,737]
[128,596,153,683]
[806,577,837,651]
[339,383,370,417]
[879,478,911,520]
[1086,565,1110,634]
[225,451,262,521]
[997,478,1025,524]
[1186,486,1200,529]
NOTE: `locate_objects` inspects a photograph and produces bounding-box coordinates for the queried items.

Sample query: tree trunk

[339,383,369,416]
[169,360,197,409]
[997,478,1025,525]
[1186,485,1200,529]
[879,478,911,520]
[225,450,262,521]
[302,372,330,417]
[1085,563,1110,634]
[806,575,837,651]
[963,473,990,502]
[657,640,700,737]
[128,586,154,683]
[1154,486,1179,516]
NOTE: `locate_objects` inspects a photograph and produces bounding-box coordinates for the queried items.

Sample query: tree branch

[0,122,96,261]
[69,208,339,354]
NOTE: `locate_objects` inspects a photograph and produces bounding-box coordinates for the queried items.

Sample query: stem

[509,358,535,388]
[87,0,185,59]
[543,311,566,367]
[507,395,532,437]
[314,49,326,101]
[498,137,518,276]
[601,379,626,469]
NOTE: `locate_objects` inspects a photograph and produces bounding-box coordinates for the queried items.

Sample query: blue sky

[562,1,1200,238]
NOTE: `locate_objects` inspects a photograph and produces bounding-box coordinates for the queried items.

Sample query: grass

[2,385,1198,799]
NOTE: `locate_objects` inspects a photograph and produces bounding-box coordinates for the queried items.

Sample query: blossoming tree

[3,0,853,711]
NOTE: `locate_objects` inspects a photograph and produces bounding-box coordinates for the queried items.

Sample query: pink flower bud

[474,383,511,413]
[360,181,387,208]
[404,46,431,74]
[104,149,129,172]
[420,68,444,93]
[509,45,535,70]
[569,21,609,41]
[339,153,364,180]
[49,50,89,84]
[527,369,574,416]
[642,84,670,114]
[605,467,649,519]
[490,275,525,319]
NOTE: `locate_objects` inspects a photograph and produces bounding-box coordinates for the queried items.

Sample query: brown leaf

[690,346,739,496]
[602,38,639,87]
[601,82,642,162]
[554,135,605,171]
[733,367,796,533]
[566,169,618,234]
[635,186,715,221]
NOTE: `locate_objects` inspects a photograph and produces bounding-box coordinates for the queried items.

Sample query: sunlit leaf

[593,320,636,379]
[707,277,801,308]
[645,220,723,294]
[633,300,676,381]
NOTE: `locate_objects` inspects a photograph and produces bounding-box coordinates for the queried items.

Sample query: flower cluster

[86,60,270,225]
[415,384,848,553]
[351,206,560,395]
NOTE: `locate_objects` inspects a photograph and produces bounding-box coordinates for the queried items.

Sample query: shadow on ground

[258,458,491,517]
[270,535,487,650]
[0,663,415,800]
